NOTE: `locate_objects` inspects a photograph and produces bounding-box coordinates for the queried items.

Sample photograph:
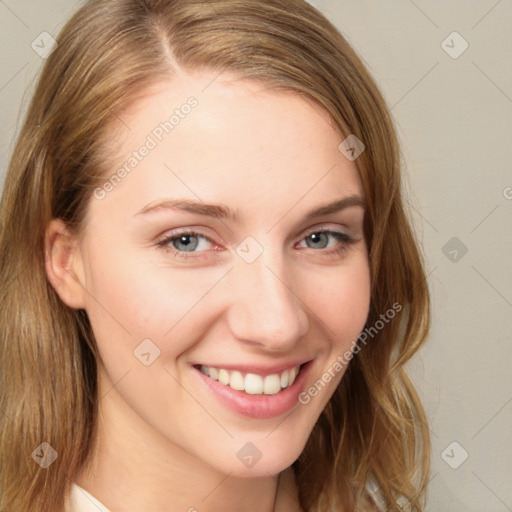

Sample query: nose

[226,251,309,352]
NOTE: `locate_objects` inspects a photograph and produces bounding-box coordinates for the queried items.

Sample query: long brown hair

[0,1,431,510]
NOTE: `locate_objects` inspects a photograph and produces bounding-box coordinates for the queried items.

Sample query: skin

[45,69,371,512]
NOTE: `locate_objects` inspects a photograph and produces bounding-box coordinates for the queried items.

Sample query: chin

[203,429,311,478]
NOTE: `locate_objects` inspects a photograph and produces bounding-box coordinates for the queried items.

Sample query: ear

[44,218,87,309]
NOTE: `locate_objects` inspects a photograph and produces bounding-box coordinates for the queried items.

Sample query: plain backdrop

[1,1,511,511]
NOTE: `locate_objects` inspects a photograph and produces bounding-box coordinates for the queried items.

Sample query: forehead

[91,70,365,221]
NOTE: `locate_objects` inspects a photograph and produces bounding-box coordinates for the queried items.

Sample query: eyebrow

[134,195,366,221]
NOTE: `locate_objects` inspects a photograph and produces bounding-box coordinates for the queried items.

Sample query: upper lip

[193,359,312,377]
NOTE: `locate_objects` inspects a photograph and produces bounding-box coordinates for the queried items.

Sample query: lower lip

[192,361,313,419]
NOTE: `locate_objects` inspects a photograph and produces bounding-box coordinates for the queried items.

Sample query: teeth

[245,373,263,395]
[263,374,281,395]
[199,364,301,395]
[218,369,230,386]
[289,366,297,386]
[230,371,245,391]
[280,370,289,388]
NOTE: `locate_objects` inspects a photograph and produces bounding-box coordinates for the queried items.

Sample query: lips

[191,360,313,419]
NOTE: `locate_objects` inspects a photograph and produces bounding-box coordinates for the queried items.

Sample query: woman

[0,0,431,511]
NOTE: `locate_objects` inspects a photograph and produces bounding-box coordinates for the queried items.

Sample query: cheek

[81,245,228,362]
[82,235,370,370]
[308,260,371,362]
[295,258,370,408]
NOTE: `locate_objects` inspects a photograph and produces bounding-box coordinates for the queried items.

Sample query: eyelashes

[155,228,356,261]
[158,231,214,254]
[298,229,353,252]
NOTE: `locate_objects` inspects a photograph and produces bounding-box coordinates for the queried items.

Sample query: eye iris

[173,235,199,252]
[307,232,329,249]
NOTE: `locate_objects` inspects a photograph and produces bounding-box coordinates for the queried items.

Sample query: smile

[192,361,312,419]
[198,364,301,395]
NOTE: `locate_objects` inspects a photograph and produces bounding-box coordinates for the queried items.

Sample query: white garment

[365,474,388,511]
[69,483,112,512]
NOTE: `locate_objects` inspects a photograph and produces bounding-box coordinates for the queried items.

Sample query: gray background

[1,1,511,510]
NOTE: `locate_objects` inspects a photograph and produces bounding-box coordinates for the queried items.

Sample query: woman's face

[69,70,371,477]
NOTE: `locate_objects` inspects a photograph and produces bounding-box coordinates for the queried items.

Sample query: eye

[156,231,214,256]
[155,227,356,261]
[297,229,354,254]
